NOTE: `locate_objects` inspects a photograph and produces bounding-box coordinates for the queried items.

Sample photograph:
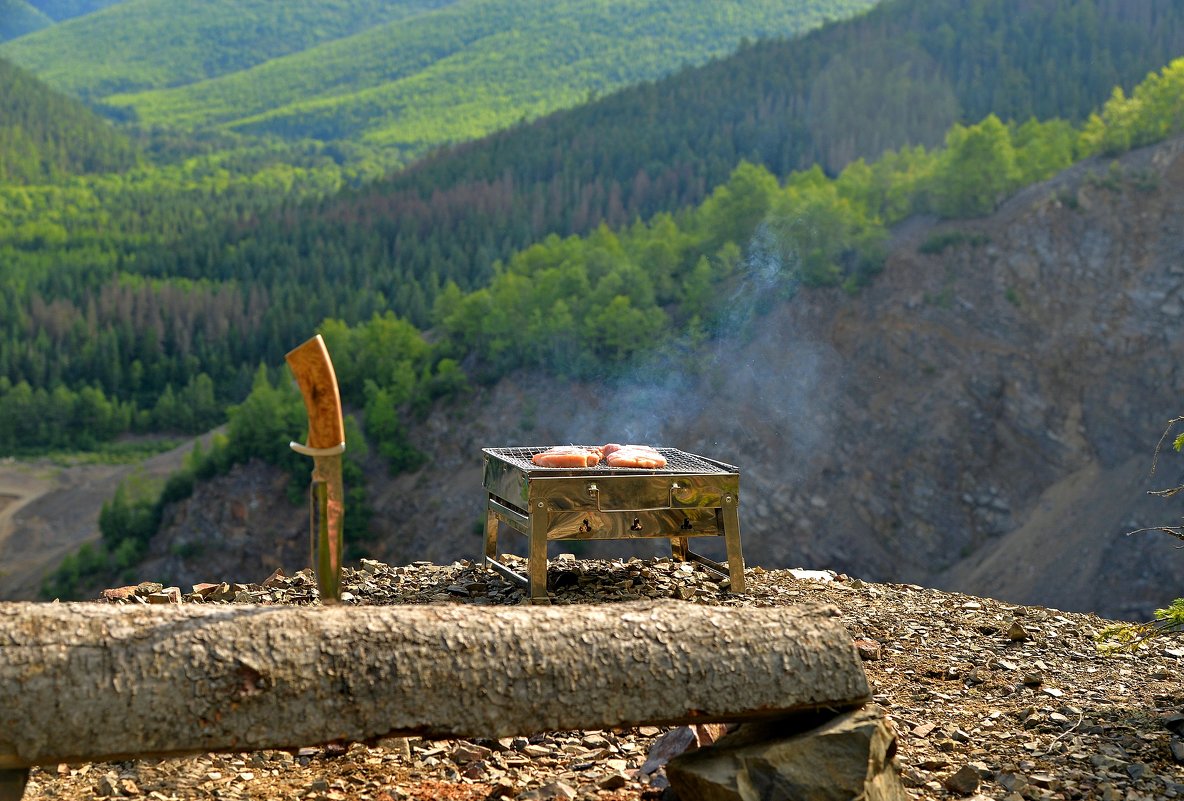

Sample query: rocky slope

[86,135,1184,621]
[19,559,1184,801]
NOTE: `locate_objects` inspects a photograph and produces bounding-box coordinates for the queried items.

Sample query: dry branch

[0,600,868,768]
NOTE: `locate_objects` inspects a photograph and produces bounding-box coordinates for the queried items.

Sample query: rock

[375,737,412,757]
[208,582,236,602]
[1008,621,1030,641]
[100,586,137,602]
[911,722,937,738]
[943,764,981,795]
[1162,713,1184,735]
[695,723,729,747]
[640,726,699,775]
[666,705,906,801]
[598,773,629,790]
[581,733,610,748]
[451,742,493,763]
[789,568,835,582]
[996,772,1027,792]
[1172,737,1184,764]
[854,638,882,660]
[1029,772,1060,790]
[519,780,576,800]
[94,771,120,796]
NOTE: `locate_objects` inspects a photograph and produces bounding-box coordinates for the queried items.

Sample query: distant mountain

[0,0,881,169]
[0,0,51,42]
[27,0,122,21]
[0,57,138,182]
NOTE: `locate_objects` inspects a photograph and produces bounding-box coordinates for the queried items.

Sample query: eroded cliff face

[145,136,1184,620]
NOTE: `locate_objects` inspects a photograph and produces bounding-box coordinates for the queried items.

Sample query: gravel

[22,555,1184,800]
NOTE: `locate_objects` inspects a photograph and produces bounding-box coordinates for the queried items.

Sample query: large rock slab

[666,704,906,801]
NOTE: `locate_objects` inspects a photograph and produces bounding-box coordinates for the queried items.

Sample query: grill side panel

[483,454,530,511]
[527,473,738,512]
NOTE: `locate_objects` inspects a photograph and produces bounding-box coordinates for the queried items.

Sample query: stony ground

[20,555,1184,801]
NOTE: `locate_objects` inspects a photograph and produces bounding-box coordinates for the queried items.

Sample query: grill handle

[586,481,686,512]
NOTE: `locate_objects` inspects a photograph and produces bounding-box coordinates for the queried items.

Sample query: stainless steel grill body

[482,446,745,603]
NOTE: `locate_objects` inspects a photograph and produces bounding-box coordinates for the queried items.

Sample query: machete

[285,334,346,604]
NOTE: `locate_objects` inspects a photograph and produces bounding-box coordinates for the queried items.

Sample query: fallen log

[0,599,868,769]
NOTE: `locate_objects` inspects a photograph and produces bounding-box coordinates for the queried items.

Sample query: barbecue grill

[482,446,745,604]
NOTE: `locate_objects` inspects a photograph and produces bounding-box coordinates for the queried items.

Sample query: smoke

[553,221,843,482]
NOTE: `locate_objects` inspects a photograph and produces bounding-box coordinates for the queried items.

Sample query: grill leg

[0,769,28,801]
[483,497,499,563]
[721,495,746,592]
[529,506,550,605]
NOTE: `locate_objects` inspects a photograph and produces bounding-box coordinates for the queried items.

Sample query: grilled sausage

[532,446,598,468]
[605,445,667,469]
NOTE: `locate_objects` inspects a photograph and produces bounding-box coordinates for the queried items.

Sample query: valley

[4,0,1184,624]
[11,134,1184,624]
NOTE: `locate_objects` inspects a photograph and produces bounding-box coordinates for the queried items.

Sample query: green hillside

[0,0,51,41]
[167,0,1183,330]
[2,0,880,172]
[103,0,881,164]
[0,0,458,100]
[0,57,138,181]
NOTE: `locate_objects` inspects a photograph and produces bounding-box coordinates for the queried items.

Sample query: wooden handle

[285,335,344,450]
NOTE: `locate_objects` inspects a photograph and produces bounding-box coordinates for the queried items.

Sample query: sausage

[604,445,667,469]
[532,446,599,468]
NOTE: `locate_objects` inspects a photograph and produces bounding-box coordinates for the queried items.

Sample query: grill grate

[483,445,734,475]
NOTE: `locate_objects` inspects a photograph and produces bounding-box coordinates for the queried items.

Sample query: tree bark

[0,599,868,768]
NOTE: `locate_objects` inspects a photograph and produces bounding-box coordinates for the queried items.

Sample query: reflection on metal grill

[481,446,745,604]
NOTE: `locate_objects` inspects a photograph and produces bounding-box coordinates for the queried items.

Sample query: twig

[1149,416,1184,478]
[1039,709,1084,757]
[1123,525,1184,544]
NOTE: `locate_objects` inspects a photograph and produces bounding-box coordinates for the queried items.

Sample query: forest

[39,55,1184,598]
[2,0,1182,457]
[5,0,1184,595]
[1,0,876,175]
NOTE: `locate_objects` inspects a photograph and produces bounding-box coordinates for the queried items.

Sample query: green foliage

[1080,59,1184,158]
[363,381,426,474]
[1098,598,1184,651]
[918,230,990,255]
[765,172,887,288]
[0,57,139,182]
[932,115,1020,218]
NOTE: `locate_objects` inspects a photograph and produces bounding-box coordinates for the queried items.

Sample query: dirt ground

[0,438,202,600]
